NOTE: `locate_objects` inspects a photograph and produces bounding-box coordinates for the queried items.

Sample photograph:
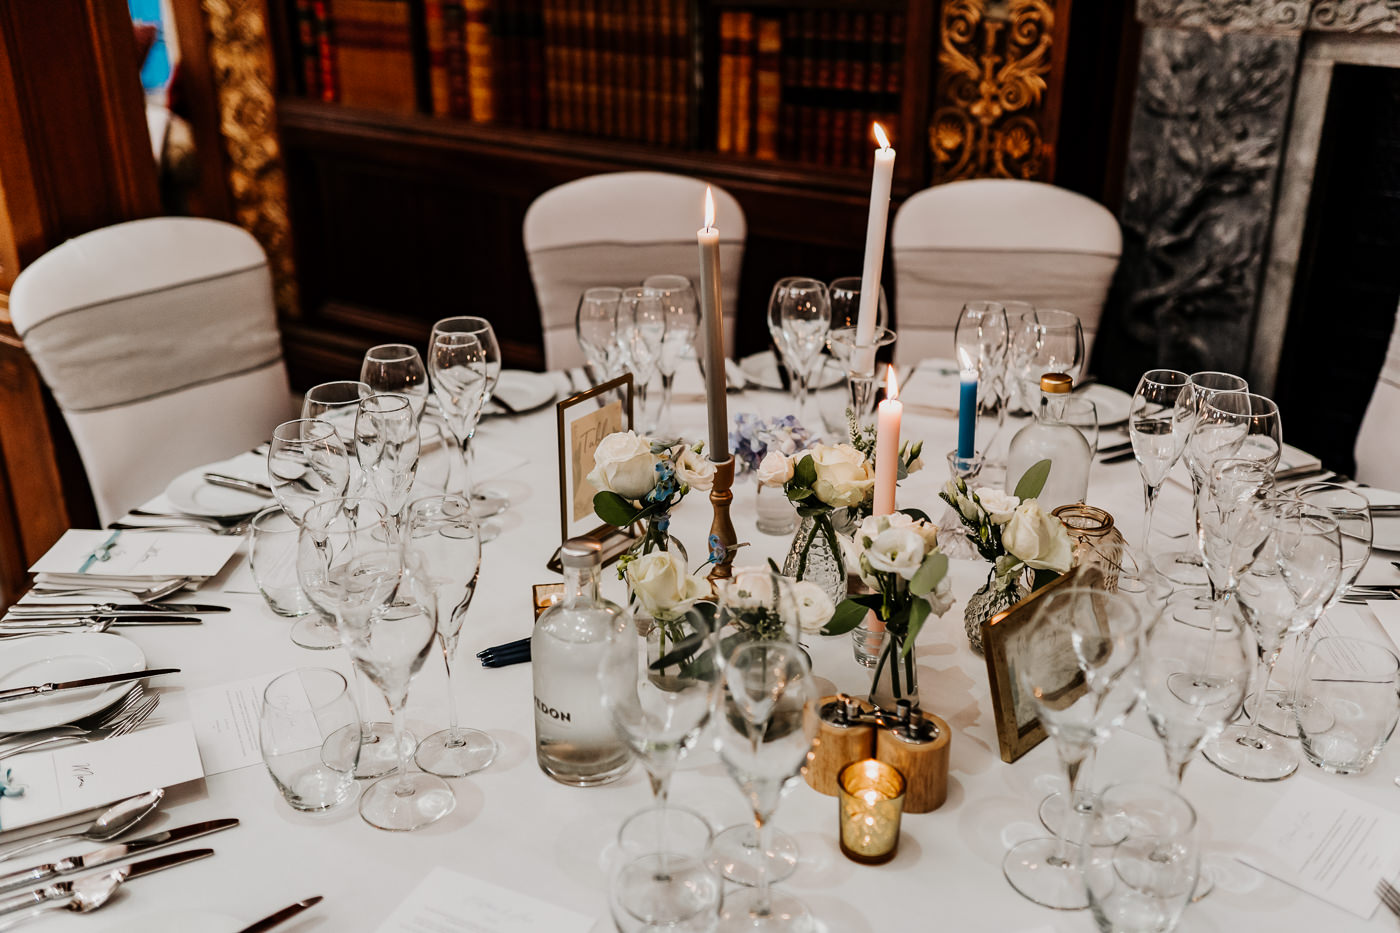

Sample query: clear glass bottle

[532,538,632,786]
[1005,372,1091,510]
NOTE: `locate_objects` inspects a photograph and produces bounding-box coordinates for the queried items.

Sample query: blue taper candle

[957,366,977,459]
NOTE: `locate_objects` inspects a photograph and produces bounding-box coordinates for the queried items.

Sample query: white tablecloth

[10,367,1400,932]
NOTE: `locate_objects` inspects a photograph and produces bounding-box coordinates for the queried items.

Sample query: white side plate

[0,634,145,733]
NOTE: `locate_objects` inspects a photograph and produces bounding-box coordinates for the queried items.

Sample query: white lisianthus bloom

[906,456,924,475]
[925,573,955,616]
[625,552,707,619]
[864,527,927,581]
[587,431,659,500]
[1002,500,1074,573]
[756,451,795,487]
[675,447,716,491]
[974,487,1021,525]
[789,580,835,633]
[809,444,876,508]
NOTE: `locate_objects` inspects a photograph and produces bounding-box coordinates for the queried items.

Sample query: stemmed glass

[770,278,831,424]
[302,380,371,444]
[354,395,420,519]
[828,276,888,331]
[360,344,429,422]
[430,316,507,515]
[1203,499,1343,781]
[268,418,351,650]
[1003,587,1142,911]
[712,641,818,932]
[1196,459,1276,601]
[1202,392,1282,471]
[295,496,412,784]
[643,274,699,436]
[620,287,667,431]
[954,301,1009,463]
[1009,308,1083,410]
[427,330,499,542]
[1252,483,1373,737]
[577,286,623,382]
[402,494,497,777]
[1129,369,1191,558]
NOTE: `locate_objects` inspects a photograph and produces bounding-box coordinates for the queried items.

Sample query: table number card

[376,866,593,932]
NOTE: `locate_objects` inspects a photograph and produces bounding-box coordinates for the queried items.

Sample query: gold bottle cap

[1040,373,1073,394]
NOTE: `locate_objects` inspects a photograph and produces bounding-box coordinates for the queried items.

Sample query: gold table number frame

[981,567,1084,763]
[550,372,636,571]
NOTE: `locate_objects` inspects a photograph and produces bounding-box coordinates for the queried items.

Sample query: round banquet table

[11,365,1400,933]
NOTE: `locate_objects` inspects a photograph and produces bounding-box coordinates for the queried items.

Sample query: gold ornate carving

[200,0,299,315]
[929,0,1060,183]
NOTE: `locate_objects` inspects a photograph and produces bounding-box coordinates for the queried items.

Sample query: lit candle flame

[704,187,715,231]
[873,122,890,151]
[885,364,899,401]
[957,346,975,373]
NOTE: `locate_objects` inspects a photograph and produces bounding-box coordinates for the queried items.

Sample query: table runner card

[31,529,241,578]
[376,866,593,932]
[1238,778,1400,919]
[0,722,204,832]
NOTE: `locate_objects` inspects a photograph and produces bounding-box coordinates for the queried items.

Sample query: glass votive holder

[755,482,799,535]
[249,506,312,617]
[946,448,986,485]
[837,758,905,865]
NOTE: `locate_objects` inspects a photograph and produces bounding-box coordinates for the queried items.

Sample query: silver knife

[0,819,234,893]
[0,848,215,915]
[7,602,229,616]
[1368,503,1400,513]
[0,668,179,703]
[0,616,202,629]
[236,895,325,933]
[202,473,273,496]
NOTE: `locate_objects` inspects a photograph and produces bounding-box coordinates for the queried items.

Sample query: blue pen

[77,530,122,574]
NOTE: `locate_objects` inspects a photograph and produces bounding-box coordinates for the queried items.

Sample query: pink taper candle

[873,365,901,515]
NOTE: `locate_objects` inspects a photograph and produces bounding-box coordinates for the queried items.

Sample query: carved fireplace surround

[1105,0,1400,394]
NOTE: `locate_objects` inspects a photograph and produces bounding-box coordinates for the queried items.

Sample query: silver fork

[0,694,158,762]
[1376,878,1400,918]
[0,620,117,640]
[107,520,249,536]
[27,577,190,604]
[0,686,145,746]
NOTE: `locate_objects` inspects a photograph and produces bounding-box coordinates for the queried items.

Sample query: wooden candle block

[876,710,950,814]
[804,695,876,796]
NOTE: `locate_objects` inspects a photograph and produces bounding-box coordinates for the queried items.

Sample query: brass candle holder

[707,455,737,585]
[837,758,906,864]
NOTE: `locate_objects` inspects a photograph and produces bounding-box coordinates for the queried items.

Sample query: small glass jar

[1052,504,1124,592]
[837,759,906,864]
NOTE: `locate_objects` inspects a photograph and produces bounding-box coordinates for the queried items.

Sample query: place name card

[376,866,592,932]
[31,529,241,579]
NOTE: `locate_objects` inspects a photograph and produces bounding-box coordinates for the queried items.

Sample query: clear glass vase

[869,628,918,712]
[782,513,847,605]
[964,575,1029,654]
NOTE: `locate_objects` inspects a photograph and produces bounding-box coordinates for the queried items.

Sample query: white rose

[789,580,835,633]
[717,565,776,611]
[675,447,716,492]
[625,553,706,619]
[864,527,927,581]
[809,444,875,508]
[587,431,659,500]
[1002,500,1074,573]
[756,451,794,487]
[975,487,1021,525]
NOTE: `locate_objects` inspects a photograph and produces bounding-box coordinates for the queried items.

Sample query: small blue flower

[708,534,724,563]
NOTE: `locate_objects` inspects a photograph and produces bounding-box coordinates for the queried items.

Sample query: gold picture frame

[549,372,636,572]
[981,567,1084,763]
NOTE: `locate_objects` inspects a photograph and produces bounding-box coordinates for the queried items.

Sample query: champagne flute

[403,494,497,777]
[954,301,1009,463]
[354,394,420,519]
[268,418,351,650]
[429,316,508,520]
[621,287,666,432]
[1010,308,1084,410]
[643,274,699,436]
[296,496,411,781]
[1003,587,1142,911]
[713,641,818,932]
[577,286,623,382]
[773,278,830,424]
[427,331,499,542]
[360,344,429,422]
[1129,369,1191,559]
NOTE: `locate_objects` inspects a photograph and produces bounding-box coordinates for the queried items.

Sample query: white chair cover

[1355,300,1400,485]
[10,217,294,523]
[523,171,746,371]
[891,179,1121,364]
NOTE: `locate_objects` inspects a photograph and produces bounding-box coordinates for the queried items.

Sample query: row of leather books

[290,0,694,145]
[716,9,905,170]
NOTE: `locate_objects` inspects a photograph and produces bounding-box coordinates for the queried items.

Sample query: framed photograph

[550,372,636,571]
[981,567,1085,764]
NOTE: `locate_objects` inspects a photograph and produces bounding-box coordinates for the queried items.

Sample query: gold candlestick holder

[707,456,738,585]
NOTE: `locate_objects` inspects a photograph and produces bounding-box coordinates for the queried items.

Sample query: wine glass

[771,278,830,424]
[302,380,371,444]
[427,332,499,543]
[643,274,699,436]
[621,287,667,431]
[1195,458,1276,602]
[268,418,351,650]
[354,395,420,519]
[712,641,818,932]
[1252,483,1374,737]
[577,286,623,382]
[296,496,410,782]
[954,301,1009,466]
[1129,369,1191,558]
[1010,308,1084,409]
[828,276,888,331]
[1203,499,1342,782]
[1202,392,1282,472]
[360,344,429,423]
[1003,586,1142,911]
[402,494,497,777]
[430,316,508,520]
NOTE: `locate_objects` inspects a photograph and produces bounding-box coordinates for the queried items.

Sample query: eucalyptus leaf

[1013,459,1052,501]
[902,599,931,658]
[910,551,949,597]
[821,599,870,636]
[650,631,706,670]
[793,454,817,488]
[593,491,640,527]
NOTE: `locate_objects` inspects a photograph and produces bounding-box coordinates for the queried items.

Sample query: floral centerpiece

[821,513,953,708]
[588,431,713,559]
[623,551,709,672]
[939,460,1074,652]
